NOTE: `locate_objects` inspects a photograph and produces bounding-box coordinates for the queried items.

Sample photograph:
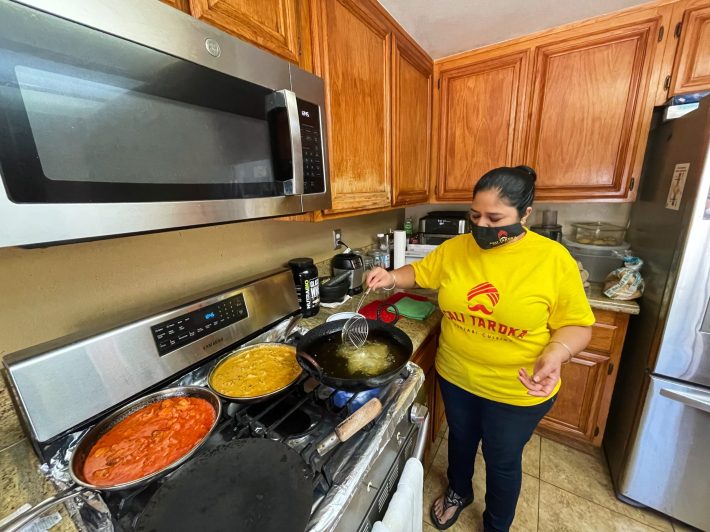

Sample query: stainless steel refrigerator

[604,98,710,531]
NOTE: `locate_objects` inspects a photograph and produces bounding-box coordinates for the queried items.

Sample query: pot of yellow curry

[208,343,303,403]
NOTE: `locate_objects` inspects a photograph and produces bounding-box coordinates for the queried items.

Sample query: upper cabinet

[434,51,529,201]
[433,5,671,203]
[392,37,432,206]
[526,17,665,201]
[189,0,303,64]
[312,0,433,216]
[316,0,392,214]
[667,1,710,96]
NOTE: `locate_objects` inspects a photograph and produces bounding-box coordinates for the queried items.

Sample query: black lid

[288,257,315,268]
[424,211,468,219]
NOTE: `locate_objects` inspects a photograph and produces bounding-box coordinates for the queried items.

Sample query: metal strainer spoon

[342,286,371,348]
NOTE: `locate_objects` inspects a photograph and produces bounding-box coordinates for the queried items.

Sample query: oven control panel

[150,293,248,356]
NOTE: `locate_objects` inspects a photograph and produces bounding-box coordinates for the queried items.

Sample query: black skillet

[297,318,413,392]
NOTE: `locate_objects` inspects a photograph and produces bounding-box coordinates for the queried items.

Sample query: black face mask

[471,223,525,249]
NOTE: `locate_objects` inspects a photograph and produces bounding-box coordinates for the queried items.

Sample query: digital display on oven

[150,293,248,355]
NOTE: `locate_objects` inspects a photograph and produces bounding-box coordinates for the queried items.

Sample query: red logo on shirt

[467,282,500,315]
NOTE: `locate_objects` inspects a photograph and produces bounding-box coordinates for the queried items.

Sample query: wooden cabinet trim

[435,50,529,202]
[189,0,300,63]
[392,35,433,206]
[670,4,710,93]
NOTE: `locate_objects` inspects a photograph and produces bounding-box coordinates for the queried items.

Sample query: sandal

[430,486,474,530]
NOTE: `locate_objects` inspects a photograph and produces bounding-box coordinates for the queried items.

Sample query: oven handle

[409,403,430,463]
[281,89,304,195]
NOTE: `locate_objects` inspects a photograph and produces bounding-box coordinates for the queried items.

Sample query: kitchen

[0,0,708,531]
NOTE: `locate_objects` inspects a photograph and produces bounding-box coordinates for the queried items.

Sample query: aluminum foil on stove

[306,362,425,532]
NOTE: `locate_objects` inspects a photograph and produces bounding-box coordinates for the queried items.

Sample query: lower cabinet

[538,309,631,447]
[411,329,444,463]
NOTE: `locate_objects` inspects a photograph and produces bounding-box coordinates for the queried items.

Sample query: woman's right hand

[366,267,395,290]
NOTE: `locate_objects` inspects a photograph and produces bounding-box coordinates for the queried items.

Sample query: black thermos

[288,258,320,317]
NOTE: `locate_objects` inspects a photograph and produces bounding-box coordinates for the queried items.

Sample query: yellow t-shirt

[411,230,595,406]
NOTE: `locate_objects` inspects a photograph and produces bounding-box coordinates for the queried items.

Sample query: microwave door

[266,90,304,196]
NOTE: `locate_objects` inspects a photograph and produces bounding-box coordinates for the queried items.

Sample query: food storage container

[571,222,627,246]
[563,239,630,283]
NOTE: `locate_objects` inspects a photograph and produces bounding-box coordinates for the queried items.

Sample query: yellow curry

[209,344,301,398]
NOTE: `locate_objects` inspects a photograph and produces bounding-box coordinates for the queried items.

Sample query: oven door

[0,0,317,247]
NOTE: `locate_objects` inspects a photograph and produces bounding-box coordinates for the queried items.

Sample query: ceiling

[378,0,651,59]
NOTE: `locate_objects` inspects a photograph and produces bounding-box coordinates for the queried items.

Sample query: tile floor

[422,427,702,532]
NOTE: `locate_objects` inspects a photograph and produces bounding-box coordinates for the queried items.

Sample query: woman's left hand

[518,350,567,397]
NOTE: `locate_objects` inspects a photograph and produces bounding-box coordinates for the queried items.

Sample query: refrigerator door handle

[660,388,710,413]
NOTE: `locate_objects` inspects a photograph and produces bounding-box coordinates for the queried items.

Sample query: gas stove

[3,270,427,532]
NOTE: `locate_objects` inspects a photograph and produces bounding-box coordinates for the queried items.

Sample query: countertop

[586,283,640,315]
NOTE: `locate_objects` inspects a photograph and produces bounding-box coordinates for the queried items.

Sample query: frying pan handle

[335,397,383,441]
[376,303,400,325]
[0,485,86,532]
[296,351,323,380]
[316,398,383,456]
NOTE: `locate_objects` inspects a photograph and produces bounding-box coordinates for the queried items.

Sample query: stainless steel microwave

[0,0,331,248]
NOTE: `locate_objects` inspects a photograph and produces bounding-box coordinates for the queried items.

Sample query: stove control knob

[396,431,403,445]
[367,482,374,492]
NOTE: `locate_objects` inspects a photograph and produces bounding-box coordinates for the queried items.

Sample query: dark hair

[472,165,537,217]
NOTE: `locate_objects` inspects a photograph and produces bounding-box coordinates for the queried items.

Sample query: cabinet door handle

[660,388,710,413]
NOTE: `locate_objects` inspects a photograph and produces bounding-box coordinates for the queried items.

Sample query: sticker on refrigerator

[665,163,690,210]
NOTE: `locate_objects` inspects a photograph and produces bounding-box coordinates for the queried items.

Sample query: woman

[367,166,594,531]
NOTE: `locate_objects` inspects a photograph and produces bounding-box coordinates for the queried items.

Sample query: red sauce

[83,396,215,486]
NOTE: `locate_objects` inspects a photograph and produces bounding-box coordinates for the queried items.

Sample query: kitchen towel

[393,230,407,269]
[393,296,435,320]
[372,457,423,532]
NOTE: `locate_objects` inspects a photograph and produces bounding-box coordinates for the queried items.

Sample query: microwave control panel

[150,293,248,356]
[298,98,325,194]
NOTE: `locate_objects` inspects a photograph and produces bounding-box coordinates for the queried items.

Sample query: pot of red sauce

[1,386,221,532]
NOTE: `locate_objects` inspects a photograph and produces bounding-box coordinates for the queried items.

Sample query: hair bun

[515,165,537,182]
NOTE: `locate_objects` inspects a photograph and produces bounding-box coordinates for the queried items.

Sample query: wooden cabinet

[189,0,303,64]
[538,309,630,447]
[411,329,444,463]
[525,17,666,201]
[316,0,392,214]
[434,51,529,201]
[669,2,710,95]
[433,5,670,203]
[160,0,189,12]
[392,37,432,206]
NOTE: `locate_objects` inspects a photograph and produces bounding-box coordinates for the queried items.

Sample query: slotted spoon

[341,286,371,348]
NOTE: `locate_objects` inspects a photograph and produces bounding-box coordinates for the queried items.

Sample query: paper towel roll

[393,230,406,269]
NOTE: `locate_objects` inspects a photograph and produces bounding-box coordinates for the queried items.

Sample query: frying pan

[297,319,413,391]
[207,342,303,403]
[0,386,222,532]
[134,398,383,532]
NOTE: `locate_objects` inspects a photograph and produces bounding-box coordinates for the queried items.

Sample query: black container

[288,258,320,317]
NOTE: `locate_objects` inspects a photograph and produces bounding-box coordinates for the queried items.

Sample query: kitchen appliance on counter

[418,211,470,245]
[530,209,563,242]
[0,0,331,248]
[331,252,365,295]
[2,270,428,532]
[603,98,710,531]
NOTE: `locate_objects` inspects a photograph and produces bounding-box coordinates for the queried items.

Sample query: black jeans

[438,376,555,532]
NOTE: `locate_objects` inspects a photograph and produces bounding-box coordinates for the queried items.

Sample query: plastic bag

[604,255,644,300]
